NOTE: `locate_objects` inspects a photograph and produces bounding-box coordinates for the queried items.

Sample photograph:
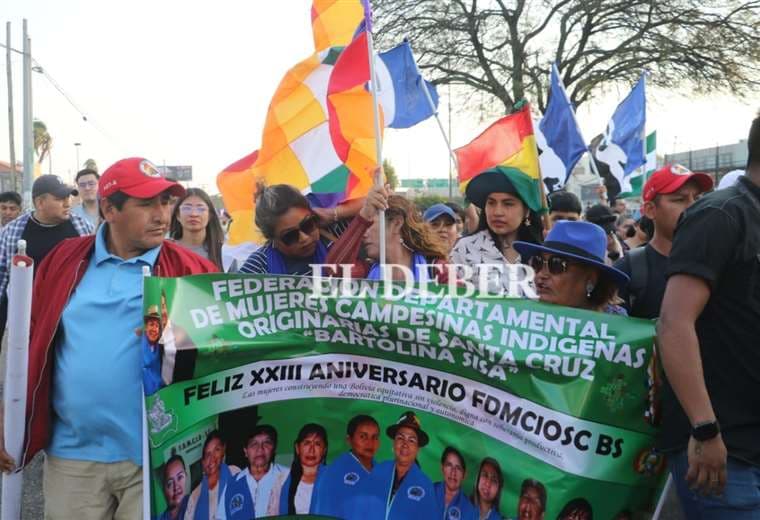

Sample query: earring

[586,282,595,299]
[524,215,531,226]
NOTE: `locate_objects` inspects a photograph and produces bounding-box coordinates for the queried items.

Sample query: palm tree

[33,120,53,166]
[83,158,98,172]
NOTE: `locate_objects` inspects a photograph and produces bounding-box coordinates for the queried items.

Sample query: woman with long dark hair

[238,184,359,275]
[267,423,328,515]
[170,188,224,270]
[450,168,543,294]
[471,457,504,520]
[325,184,451,282]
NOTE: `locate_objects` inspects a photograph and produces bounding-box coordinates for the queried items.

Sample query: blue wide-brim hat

[513,221,630,288]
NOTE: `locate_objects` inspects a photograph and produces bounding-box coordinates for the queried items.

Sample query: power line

[0,41,22,55]
[1,41,123,152]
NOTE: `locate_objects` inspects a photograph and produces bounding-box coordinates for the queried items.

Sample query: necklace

[30,214,60,228]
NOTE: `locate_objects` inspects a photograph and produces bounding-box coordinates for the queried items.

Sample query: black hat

[32,175,78,199]
[465,168,520,210]
[584,204,617,234]
[386,411,429,447]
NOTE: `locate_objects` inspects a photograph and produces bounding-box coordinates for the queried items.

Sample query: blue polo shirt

[48,224,160,465]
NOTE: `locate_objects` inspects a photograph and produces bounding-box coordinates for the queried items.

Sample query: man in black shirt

[615,165,713,319]
[0,175,93,344]
[658,114,760,517]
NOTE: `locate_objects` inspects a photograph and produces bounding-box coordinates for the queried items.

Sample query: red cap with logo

[642,164,714,202]
[98,157,186,199]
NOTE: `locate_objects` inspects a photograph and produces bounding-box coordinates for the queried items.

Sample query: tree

[374,0,760,113]
[383,159,399,190]
[33,120,52,164]
[413,194,449,211]
[83,158,98,172]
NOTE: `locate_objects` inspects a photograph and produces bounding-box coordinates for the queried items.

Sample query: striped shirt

[0,211,93,296]
[238,219,348,275]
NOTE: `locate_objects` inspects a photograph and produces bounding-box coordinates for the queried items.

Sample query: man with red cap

[613,164,713,319]
[0,158,217,518]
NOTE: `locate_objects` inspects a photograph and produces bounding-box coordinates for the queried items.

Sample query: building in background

[664,139,748,180]
[0,161,22,192]
[399,178,454,198]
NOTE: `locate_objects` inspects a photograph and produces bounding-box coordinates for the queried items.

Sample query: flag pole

[2,240,33,520]
[141,265,151,520]
[362,1,387,274]
[551,64,604,186]
[420,81,459,176]
[521,102,550,231]
[408,44,460,181]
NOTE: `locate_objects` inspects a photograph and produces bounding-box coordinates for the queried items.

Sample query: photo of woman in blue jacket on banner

[435,446,478,520]
[311,414,380,518]
[267,423,328,515]
[346,411,438,519]
[471,457,505,520]
[185,430,240,519]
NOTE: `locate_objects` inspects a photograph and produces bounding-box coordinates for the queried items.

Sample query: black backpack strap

[627,246,648,311]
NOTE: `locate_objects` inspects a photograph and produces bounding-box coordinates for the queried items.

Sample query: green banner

[143,274,665,519]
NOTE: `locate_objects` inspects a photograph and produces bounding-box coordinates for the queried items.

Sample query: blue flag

[376,42,439,129]
[594,74,646,189]
[537,64,587,191]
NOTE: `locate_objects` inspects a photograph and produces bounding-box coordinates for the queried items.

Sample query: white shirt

[217,462,287,519]
[450,229,531,296]
[294,481,314,514]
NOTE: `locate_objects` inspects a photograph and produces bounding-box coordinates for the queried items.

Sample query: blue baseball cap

[423,203,456,223]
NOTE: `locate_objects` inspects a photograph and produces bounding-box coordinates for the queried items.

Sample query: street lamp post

[74,142,81,173]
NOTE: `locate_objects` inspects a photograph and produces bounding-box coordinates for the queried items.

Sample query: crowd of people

[0,111,756,519]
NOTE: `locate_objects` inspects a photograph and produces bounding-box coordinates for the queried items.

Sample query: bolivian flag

[454,103,545,212]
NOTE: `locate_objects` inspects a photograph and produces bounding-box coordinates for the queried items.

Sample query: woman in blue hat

[450,168,543,295]
[513,221,630,313]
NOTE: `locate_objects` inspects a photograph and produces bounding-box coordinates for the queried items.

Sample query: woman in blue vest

[346,411,439,520]
[267,423,328,515]
[311,414,380,518]
[471,457,504,520]
[184,430,240,519]
[434,446,478,520]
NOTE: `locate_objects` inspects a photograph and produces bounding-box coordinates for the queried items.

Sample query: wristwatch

[692,420,720,442]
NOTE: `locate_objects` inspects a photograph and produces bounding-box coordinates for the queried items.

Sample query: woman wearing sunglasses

[450,168,543,294]
[238,184,356,276]
[170,188,225,270]
[513,220,630,314]
[325,184,450,282]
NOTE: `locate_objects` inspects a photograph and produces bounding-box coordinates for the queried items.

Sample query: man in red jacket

[0,157,217,518]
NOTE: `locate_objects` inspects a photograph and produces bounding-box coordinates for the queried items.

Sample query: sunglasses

[278,215,318,246]
[529,255,572,275]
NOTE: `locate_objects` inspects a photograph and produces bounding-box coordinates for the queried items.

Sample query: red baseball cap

[642,164,714,202]
[98,157,185,199]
